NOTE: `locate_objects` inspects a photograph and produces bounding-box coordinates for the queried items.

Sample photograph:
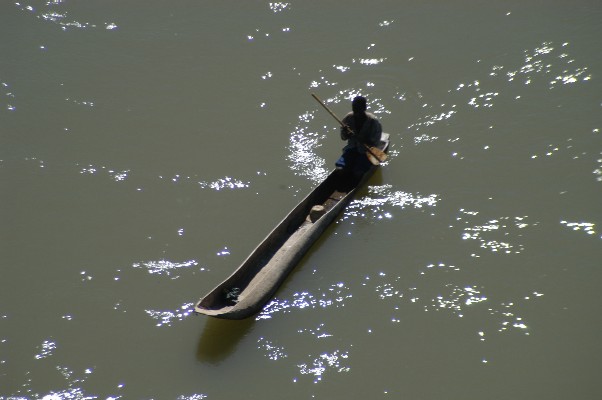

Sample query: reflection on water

[560,220,598,237]
[288,110,328,182]
[506,42,592,88]
[429,285,488,314]
[2,1,601,399]
[345,183,439,221]
[257,336,287,361]
[34,340,57,360]
[365,267,541,340]
[15,0,118,31]
[13,158,252,196]
[1,81,16,112]
[132,259,199,276]
[79,162,250,191]
[258,282,353,320]
[296,349,350,384]
[7,361,122,400]
[80,165,128,181]
[406,40,596,162]
[594,154,602,181]
[145,302,194,327]
[409,110,456,131]
[457,210,538,255]
[297,323,333,339]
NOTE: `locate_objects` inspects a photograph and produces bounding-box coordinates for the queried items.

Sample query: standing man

[335,96,383,177]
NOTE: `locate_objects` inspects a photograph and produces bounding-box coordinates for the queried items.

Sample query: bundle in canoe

[194,133,390,319]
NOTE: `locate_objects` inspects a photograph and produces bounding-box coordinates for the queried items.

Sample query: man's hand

[342,125,354,137]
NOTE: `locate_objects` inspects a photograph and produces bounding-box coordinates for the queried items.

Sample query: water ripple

[356,57,387,66]
[428,285,488,315]
[504,42,592,89]
[594,151,602,182]
[201,176,250,191]
[34,340,57,360]
[79,164,129,182]
[15,1,118,31]
[456,210,538,256]
[296,349,351,384]
[409,108,456,131]
[269,2,291,13]
[560,220,599,238]
[344,184,439,221]
[412,40,595,143]
[78,162,250,191]
[1,81,16,112]
[257,282,352,319]
[145,302,194,327]
[132,259,199,277]
[298,323,333,339]
[287,111,329,182]
[365,267,541,339]
[257,337,288,360]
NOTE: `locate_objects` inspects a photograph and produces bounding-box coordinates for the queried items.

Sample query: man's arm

[340,113,353,140]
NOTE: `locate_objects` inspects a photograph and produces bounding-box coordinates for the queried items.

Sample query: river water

[1,1,601,399]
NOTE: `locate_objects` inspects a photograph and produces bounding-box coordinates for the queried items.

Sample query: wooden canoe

[194,133,390,319]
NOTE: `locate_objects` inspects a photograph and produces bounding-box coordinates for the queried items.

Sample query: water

[1,1,601,399]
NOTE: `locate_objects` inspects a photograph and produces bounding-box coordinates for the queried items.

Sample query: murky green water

[2,1,601,399]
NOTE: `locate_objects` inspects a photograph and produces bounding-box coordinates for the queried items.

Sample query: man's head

[352,96,367,113]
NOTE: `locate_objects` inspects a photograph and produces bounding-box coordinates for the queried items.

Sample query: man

[335,96,383,177]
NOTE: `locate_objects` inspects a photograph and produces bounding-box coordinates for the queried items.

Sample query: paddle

[311,93,387,165]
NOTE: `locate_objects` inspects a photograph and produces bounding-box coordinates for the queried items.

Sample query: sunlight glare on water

[1,1,601,399]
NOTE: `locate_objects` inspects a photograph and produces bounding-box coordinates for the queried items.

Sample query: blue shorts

[335,149,372,177]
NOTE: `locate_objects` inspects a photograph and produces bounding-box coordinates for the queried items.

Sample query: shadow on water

[196,317,255,364]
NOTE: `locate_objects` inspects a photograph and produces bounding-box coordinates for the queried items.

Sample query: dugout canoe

[194,133,390,319]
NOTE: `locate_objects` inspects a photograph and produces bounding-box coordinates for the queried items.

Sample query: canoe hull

[195,133,390,319]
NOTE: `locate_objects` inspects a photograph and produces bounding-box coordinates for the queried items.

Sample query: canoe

[194,133,390,319]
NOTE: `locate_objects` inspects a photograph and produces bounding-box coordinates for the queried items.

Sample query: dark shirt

[340,111,382,153]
